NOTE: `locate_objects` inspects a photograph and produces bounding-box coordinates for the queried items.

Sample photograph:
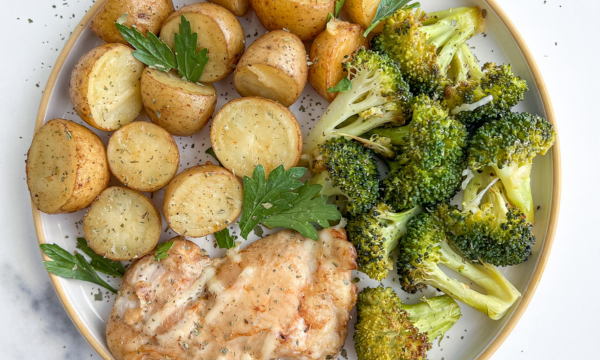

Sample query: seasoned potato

[163,164,243,237]
[207,0,249,17]
[26,119,110,214]
[141,68,217,136]
[160,3,245,83]
[309,19,368,102]
[84,187,161,261]
[107,122,180,192]
[90,0,175,44]
[344,0,383,34]
[250,0,335,41]
[234,30,308,107]
[210,97,302,178]
[70,43,144,131]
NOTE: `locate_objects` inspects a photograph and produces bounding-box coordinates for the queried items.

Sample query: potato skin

[234,30,307,106]
[90,0,175,44]
[309,19,369,102]
[207,0,250,17]
[250,0,335,41]
[343,0,383,34]
[26,119,110,214]
[160,3,245,83]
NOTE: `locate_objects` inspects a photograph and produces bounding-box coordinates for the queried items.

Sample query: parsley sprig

[116,15,209,83]
[76,238,125,277]
[154,240,174,261]
[214,228,237,249]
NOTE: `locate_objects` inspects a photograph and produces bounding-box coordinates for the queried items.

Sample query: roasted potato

[107,121,180,192]
[309,19,368,102]
[343,0,383,34]
[207,0,250,17]
[210,97,302,178]
[234,30,308,107]
[90,0,175,44]
[163,164,243,237]
[70,43,144,131]
[141,68,217,136]
[84,187,161,261]
[250,0,335,41]
[26,119,110,214]
[160,3,245,83]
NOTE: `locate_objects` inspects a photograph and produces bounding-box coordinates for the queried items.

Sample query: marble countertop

[0,0,596,359]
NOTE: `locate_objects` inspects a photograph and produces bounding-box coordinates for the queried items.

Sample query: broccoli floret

[346,203,422,280]
[396,209,521,320]
[372,7,486,98]
[443,44,529,127]
[311,137,380,216]
[468,112,556,222]
[303,48,411,159]
[355,286,461,360]
[444,171,535,266]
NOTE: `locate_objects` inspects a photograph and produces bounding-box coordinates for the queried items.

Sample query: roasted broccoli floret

[311,137,380,216]
[444,171,535,266]
[354,286,461,360]
[396,209,521,320]
[372,6,486,98]
[346,203,422,280]
[303,48,411,159]
[468,112,556,222]
[443,44,529,127]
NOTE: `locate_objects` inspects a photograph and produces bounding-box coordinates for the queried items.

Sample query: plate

[32,0,561,359]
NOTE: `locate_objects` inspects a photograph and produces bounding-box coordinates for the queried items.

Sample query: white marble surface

[0,0,597,359]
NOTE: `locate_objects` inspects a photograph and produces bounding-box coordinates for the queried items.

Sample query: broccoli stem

[425,241,521,320]
[491,163,534,222]
[310,171,347,197]
[380,206,423,266]
[361,126,410,146]
[454,43,485,82]
[402,295,461,341]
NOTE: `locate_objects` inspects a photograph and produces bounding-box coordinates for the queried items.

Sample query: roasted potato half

[234,30,308,107]
[84,187,161,260]
[70,43,144,131]
[344,0,383,34]
[163,164,243,237]
[160,3,245,83]
[207,0,250,17]
[250,0,335,41]
[90,0,175,44]
[107,121,180,192]
[26,119,110,214]
[141,68,217,136]
[210,97,302,178]
[309,19,368,102]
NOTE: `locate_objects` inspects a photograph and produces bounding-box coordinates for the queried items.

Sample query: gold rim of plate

[31,1,562,359]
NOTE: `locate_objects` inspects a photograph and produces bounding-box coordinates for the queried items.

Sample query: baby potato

[90,0,175,44]
[26,119,110,214]
[141,68,217,136]
[70,43,144,131]
[250,0,335,41]
[160,3,245,83]
[84,187,161,261]
[207,0,250,17]
[210,97,302,178]
[309,19,368,102]
[107,121,180,192]
[344,0,383,34]
[163,164,243,237]
[234,30,307,107]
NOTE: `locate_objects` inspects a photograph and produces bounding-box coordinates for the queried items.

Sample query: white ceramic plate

[33,0,561,359]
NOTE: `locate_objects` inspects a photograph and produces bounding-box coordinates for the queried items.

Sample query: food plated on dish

[28,0,559,359]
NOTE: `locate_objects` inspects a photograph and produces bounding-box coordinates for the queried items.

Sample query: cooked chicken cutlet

[107,228,358,360]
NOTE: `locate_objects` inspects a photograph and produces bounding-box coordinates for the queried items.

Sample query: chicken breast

[107,228,358,360]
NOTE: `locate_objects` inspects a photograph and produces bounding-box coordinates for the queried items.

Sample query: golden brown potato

[210,97,302,178]
[107,121,180,192]
[207,0,250,17]
[234,31,307,107]
[140,68,217,136]
[90,0,175,44]
[70,43,144,131]
[163,164,243,237]
[160,3,245,83]
[343,0,383,34]
[84,187,161,261]
[26,119,110,214]
[250,0,335,41]
[309,19,368,102]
